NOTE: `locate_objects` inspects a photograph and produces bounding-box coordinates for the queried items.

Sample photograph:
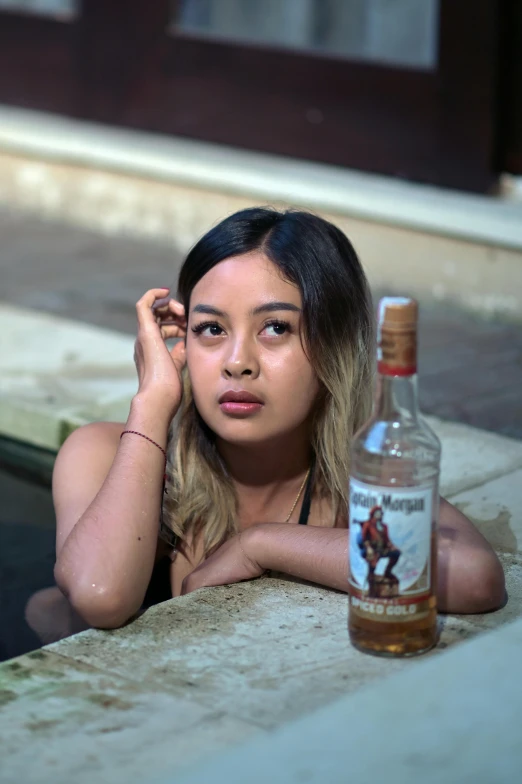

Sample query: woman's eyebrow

[252,302,301,315]
[192,302,301,317]
[192,304,227,317]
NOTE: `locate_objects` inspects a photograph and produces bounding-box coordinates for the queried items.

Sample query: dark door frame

[0,0,519,193]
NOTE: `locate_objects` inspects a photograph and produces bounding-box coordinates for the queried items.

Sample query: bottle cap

[377,296,418,376]
[378,297,418,330]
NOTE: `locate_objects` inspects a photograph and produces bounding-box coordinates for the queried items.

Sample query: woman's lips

[218,390,264,417]
[219,401,263,417]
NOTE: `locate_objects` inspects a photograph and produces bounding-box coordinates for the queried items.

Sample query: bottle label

[349,479,433,622]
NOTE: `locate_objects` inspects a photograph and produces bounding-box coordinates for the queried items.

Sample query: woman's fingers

[136,288,173,330]
[134,288,186,362]
[152,296,185,316]
[136,289,186,332]
[151,293,172,311]
[132,289,186,411]
[159,323,186,340]
[153,297,187,333]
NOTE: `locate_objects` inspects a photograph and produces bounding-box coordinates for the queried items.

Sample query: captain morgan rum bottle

[348,297,441,656]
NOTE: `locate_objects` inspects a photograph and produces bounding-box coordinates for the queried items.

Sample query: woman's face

[186,251,321,446]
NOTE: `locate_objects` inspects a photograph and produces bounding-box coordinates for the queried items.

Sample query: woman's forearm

[249,515,505,614]
[252,524,349,593]
[55,396,172,626]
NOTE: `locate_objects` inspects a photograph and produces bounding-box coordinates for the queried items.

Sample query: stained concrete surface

[50,554,522,729]
[169,615,522,784]
[0,304,139,450]
[1,546,521,784]
[0,647,261,784]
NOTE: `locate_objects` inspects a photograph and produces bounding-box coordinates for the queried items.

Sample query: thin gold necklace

[283,467,311,523]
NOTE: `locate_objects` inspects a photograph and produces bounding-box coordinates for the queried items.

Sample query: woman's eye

[192,322,224,337]
[263,321,289,337]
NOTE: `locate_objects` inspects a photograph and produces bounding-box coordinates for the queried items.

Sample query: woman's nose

[223,336,260,379]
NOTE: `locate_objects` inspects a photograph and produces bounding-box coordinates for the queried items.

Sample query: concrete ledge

[0,304,136,451]
[1,106,521,250]
[2,563,522,782]
[1,106,522,320]
[171,614,522,784]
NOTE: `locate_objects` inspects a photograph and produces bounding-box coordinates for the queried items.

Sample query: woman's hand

[181,527,265,595]
[133,288,187,417]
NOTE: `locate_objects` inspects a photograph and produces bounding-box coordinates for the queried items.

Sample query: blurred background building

[0,0,521,318]
[0,0,520,192]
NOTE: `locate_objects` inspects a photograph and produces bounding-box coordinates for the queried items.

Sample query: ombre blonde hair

[163,208,374,554]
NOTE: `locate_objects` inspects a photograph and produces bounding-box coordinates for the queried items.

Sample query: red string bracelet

[120,430,167,465]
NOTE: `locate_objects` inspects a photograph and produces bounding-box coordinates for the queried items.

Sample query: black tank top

[297,458,315,526]
[144,461,315,607]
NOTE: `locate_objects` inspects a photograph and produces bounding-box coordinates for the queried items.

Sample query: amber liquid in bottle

[348,297,440,657]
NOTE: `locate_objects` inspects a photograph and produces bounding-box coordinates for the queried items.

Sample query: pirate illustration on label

[349,481,432,602]
[356,506,402,598]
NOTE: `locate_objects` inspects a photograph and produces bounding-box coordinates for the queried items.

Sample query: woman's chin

[214,424,274,446]
[197,405,306,448]
[203,415,278,447]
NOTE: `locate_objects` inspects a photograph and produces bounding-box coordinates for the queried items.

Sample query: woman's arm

[54,288,186,629]
[183,498,506,614]
[53,400,171,629]
[436,497,506,612]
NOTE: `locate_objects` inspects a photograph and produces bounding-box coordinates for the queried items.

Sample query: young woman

[26,208,505,640]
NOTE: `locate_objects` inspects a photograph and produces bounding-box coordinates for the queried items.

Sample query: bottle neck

[375,319,418,421]
[374,372,420,423]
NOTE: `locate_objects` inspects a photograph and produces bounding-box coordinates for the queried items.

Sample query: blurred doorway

[0,0,520,192]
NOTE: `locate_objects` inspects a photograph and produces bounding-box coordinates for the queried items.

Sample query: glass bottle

[348,297,440,656]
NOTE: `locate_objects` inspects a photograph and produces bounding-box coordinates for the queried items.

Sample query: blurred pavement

[1,207,520,439]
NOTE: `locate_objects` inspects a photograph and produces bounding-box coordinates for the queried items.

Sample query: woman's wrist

[242,523,273,570]
[128,393,177,443]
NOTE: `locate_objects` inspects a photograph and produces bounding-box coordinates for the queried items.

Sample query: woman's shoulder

[54,421,125,479]
[70,420,125,444]
[52,422,128,555]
